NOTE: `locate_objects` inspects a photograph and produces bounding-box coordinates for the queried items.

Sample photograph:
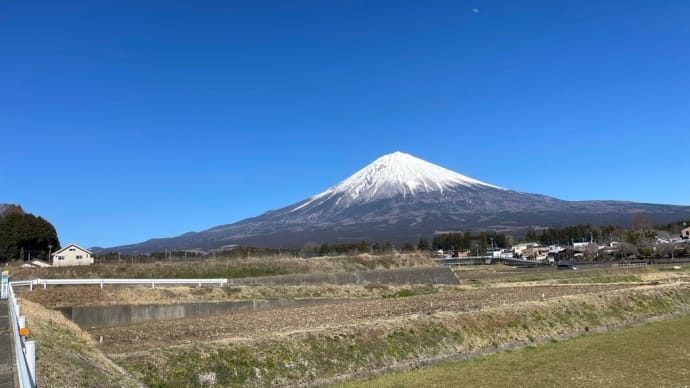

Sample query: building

[681,227,690,240]
[511,242,541,257]
[572,242,591,250]
[51,243,94,267]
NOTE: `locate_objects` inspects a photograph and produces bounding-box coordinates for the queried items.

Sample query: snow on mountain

[292,151,503,212]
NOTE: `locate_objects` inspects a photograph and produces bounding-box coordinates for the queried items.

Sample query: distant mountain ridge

[106,152,690,253]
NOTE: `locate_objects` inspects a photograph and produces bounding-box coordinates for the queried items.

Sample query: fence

[7,283,36,388]
[12,278,228,290]
[6,278,229,388]
[612,262,649,268]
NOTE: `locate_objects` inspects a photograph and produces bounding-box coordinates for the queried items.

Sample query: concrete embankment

[58,298,337,328]
[59,267,458,328]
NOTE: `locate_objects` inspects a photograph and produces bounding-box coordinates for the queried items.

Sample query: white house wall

[52,245,94,267]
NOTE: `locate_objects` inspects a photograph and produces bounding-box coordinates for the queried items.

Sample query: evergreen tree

[417,238,430,251]
[0,211,60,261]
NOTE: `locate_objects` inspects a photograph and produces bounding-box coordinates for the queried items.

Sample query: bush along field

[110,283,690,387]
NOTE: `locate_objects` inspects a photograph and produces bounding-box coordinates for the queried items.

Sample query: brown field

[89,283,637,355]
[15,259,690,387]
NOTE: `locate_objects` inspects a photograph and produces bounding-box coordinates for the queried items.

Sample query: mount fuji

[108,152,690,253]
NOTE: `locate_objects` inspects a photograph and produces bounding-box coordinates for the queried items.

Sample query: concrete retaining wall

[59,267,459,328]
[59,298,336,328]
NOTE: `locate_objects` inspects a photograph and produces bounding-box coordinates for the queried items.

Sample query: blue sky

[2,1,689,248]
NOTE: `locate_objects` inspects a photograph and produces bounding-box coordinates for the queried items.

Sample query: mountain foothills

[107,152,690,254]
[0,204,60,261]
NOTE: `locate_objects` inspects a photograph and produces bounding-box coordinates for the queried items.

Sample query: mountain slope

[107,152,690,253]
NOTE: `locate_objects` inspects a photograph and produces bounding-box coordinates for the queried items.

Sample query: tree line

[528,224,625,245]
[0,205,60,262]
[431,231,508,252]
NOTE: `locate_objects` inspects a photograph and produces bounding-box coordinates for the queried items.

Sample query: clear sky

[2,1,689,248]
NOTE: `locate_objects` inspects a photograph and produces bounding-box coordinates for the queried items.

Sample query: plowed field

[89,283,638,354]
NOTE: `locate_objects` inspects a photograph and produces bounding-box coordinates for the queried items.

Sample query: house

[452,249,471,258]
[522,246,549,259]
[511,242,541,257]
[51,243,94,267]
[548,245,565,254]
[681,227,690,240]
[572,242,591,250]
[487,248,514,259]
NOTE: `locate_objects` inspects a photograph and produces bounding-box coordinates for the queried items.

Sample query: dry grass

[109,283,690,387]
[10,252,437,281]
[19,299,142,387]
[17,283,447,308]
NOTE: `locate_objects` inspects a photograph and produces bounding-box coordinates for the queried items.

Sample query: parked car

[557,263,577,270]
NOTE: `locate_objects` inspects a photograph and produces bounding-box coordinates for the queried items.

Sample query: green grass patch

[657,265,690,272]
[384,285,439,298]
[386,289,416,298]
[339,313,690,388]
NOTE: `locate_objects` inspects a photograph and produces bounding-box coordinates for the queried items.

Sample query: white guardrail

[8,283,36,388]
[6,278,229,388]
[14,278,228,290]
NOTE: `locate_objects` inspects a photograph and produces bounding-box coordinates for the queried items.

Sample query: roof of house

[52,243,92,256]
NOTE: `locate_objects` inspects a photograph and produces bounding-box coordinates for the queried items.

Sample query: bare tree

[632,213,653,233]
[584,243,599,261]
[618,242,638,259]
[656,242,674,258]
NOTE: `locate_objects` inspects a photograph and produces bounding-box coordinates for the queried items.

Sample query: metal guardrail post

[25,341,36,384]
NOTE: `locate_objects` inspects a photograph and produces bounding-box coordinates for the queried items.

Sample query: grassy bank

[19,299,140,387]
[113,283,690,387]
[340,312,690,387]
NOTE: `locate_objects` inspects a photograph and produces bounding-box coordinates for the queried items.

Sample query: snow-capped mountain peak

[292,151,502,211]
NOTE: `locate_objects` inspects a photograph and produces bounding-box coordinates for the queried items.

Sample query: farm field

[13,257,690,387]
[340,313,690,387]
